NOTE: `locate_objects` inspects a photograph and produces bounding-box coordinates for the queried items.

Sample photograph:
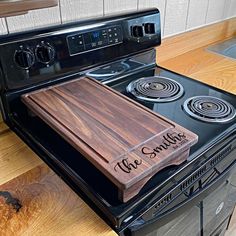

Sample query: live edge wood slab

[22,77,198,202]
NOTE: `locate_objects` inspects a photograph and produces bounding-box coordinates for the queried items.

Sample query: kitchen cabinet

[0,0,58,17]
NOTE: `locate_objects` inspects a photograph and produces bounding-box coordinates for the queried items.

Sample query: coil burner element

[126,76,184,102]
[183,96,236,123]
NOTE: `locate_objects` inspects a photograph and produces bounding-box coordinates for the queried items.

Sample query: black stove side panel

[0,8,160,91]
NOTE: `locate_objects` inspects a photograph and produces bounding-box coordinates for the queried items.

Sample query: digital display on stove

[67,25,123,56]
[91,32,100,41]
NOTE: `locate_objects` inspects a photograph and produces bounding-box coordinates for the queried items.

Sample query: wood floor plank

[0,131,42,186]
[0,114,9,134]
[0,164,116,236]
[0,122,9,134]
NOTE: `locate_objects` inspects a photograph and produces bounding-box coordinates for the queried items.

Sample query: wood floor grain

[0,130,42,186]
[0,164,116,236]
[0,115,9,134]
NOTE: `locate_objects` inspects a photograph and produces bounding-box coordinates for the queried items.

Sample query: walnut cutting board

[22,77,198,202]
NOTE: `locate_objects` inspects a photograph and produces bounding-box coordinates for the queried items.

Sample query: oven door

[125,160,236,236]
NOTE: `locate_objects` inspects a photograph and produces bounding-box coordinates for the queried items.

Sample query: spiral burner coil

[126,76,184,102]
[183,96,236,123]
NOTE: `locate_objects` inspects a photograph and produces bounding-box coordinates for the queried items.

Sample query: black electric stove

[0,8,235,236]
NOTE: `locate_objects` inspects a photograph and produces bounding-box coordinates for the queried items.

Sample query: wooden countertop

[0,18,236,235]
[158,44,236,95]
[157,17,236,95]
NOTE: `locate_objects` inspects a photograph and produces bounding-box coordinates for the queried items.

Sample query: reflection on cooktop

[86,59,144,81]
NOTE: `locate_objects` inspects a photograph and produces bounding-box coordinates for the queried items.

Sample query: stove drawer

[125,159,236,236]
[145,205,200,236]
[209,216,231,236]
[203,168,236,236]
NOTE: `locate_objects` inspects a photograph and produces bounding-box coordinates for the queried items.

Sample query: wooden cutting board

[22,77,198,202]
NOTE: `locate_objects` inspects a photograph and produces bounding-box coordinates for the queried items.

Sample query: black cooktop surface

[105,66,236,158]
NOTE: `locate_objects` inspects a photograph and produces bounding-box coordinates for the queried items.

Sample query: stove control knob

[36,43,55,64]
[14,49,35,69]
[132,25,144,37]
[144,23,155,34]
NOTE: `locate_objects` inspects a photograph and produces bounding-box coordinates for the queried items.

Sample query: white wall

[0,0,235,37]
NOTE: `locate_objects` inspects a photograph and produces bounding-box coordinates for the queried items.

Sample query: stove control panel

[0,9,160,90]
[67,25,123,56]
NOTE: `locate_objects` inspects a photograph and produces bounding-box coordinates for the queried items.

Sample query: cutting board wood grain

[22,77,198,202]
